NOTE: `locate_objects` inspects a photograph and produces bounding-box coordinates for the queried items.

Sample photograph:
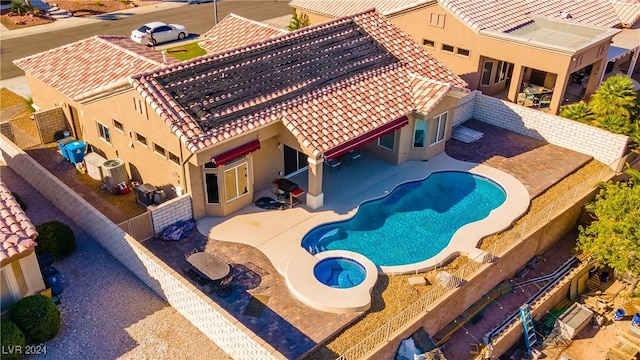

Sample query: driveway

[1,164,230,360]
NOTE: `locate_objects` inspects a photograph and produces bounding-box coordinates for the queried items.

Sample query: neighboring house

[291,0,639,114]
[0,181,45,312]
[15,10,468,219]
[198,13,287,54]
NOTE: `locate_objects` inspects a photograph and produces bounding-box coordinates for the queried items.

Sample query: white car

[131,21,188,46]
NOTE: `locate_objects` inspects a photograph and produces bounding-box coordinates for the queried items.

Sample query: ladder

[519,305,537,352]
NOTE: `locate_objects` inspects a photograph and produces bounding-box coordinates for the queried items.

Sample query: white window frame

[413,119,427,148]
[430,112,448,145]
[224,160,249,203]
[135,133,147,147]
[456,47,470,58]
[203,162,220,204]
[168,151,180,165]
[494,61,508,84]
[422,39,435,48]
[113,118,124,133]
[96,121,111,144]
[153,143,166,158]
[480,61,494,86]
[441,44,454,54]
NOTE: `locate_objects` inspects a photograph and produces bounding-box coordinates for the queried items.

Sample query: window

[481,61,494,86]
[113,119,124,132]
[168,152,180,165]
[414,119,427,148]
[205,174,219,204]
[429,13,445,28]
[97,122,110,143]
[378,132,395,150]
[494,61,508,84]
[224,162,248,202]
[422,39,435,48]
[430,112,448,144]
[456,48,470,57]
[136,133,147,146]
[441,44,454,53]
[153,143,166,157]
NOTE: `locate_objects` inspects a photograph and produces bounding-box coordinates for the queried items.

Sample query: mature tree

[578,180,640,287]
[286,9,310,31]
[559,102,594,123]
[589,74,637,119]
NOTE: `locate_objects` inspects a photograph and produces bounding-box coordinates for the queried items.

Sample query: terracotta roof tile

[290,0,435,17]
[609,0,640,26]
[0,181,37,262]
[199,13,287,54]
[14,35,177,101]
[131,10,467,156]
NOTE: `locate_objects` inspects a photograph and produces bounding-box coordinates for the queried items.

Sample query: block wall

[453,91,629,165]
[0,122,14,142]
[0,134,284,360]
[451,91,478,127]
[149,194,193,234]
[33,107,67,143]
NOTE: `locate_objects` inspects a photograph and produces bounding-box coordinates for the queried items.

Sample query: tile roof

[0,181,37,262]
[198,13,287,54]
[291,0,634,32]
[131,10,467,156]
[609,0,640,27]
[13,35,177,102]
[440,0,623,32]
[290,0,434,18]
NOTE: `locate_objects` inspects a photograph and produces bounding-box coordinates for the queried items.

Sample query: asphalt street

[0,1,292,79]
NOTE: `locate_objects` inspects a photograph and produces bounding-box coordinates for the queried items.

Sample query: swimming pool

[301,171,506,267]
[314,257,367,288]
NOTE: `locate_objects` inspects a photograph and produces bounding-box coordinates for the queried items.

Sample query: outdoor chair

[539,94,552,108]
[348,149,362,163]
[216,274,234,298]
[325,158,341,173]
[193,273,214,293]
[184,248,199,260]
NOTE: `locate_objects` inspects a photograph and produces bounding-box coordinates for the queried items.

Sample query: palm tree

[559,102,595,124]
[624,162,640,185]
[589,74,637,119]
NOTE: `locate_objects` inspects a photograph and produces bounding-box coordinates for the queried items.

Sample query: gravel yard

[1,164,230,360]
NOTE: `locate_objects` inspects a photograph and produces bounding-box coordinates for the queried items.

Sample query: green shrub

[9,0,30,15]
[1,320,26,360]
[9,295,61,342]
[35,221,76,258]
[10,192,27,211]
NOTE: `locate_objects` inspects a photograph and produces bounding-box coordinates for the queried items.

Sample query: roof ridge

[226,13,288,33]
[94,35,164,67]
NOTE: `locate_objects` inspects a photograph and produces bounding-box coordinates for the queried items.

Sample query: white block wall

[0,134,284,360]
[149,194,193,234]
[452,91,478,127]
[453,91,629,165]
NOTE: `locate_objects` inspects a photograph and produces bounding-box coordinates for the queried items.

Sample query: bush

[11,192,27,211]
[1,320,26,360]
[9,295,61,342]
[35,221,76,258]
[9,0,31,15]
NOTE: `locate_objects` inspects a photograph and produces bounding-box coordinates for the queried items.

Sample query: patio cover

[608,27,640,62]
[212,139,260,166]
[323,115,408,160]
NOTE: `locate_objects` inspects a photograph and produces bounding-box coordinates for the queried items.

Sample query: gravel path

[1,164,231,360]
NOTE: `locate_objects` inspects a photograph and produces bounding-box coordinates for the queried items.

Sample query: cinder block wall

[0,134,284,360]
[33,107,67,143]
[149,195,193,234]
[454,91,629,165]
[0,122,14,142]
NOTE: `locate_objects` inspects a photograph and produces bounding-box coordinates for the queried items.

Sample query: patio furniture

[538,94,552,108]
[187,251,231,281]
[184,248,199,260]
[325,158,341,173]
[348,149,362,163]
[215,274,234,297]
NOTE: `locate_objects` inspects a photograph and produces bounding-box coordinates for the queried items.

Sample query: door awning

[324,115,408,160]
[212,139,260,166]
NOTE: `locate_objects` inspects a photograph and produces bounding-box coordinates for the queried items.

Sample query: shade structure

[212,139,260,166]
[324,115,408,160]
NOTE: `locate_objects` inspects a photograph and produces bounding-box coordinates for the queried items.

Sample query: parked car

[131,21,188,46]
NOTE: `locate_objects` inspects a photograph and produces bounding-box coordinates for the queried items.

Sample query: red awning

[324,116,409,160]
[212,139,261,166]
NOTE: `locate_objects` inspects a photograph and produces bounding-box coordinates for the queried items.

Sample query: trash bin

[613,308,625,321]
[41,266,63,296]
[37,253,55,269]
[632,313,640,326]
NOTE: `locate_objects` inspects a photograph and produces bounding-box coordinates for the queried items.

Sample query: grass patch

[166,42,207,61]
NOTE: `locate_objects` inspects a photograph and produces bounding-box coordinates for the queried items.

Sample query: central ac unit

[102,158,128,192]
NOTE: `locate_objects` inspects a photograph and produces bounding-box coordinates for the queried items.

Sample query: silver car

[131,21,188,46]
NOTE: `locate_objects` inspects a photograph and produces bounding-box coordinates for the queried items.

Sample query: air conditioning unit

[102,158,128,192]
[84,152,107,181]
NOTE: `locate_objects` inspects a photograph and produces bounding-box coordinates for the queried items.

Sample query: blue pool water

[314,257,367,288]
[302,171,506,267]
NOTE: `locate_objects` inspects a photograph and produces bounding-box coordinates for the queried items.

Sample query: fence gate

[9,115,42,149]
[118,211,154,242]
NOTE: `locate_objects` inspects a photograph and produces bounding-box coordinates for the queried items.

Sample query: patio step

[48,8,72,18]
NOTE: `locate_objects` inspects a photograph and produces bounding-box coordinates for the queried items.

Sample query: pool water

[314,257,367,288]
[302,171,506,266]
